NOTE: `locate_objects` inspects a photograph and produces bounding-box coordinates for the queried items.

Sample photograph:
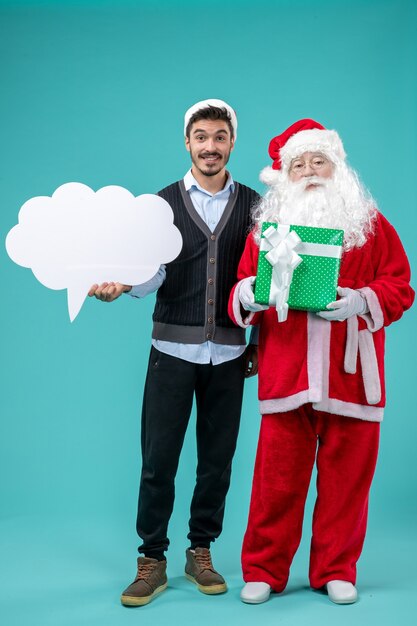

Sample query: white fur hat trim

[280,128,346,169]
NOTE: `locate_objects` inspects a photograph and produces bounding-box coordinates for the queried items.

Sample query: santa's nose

[302,163,315,176]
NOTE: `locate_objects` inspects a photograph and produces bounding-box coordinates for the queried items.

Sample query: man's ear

[185,136,191,153]
[230,136,235,152]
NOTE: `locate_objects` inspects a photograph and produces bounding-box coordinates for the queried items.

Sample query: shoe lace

[136,562,156,581]
[194,551,213,570]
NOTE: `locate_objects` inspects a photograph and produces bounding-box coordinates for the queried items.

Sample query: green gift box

[254,222,344,312]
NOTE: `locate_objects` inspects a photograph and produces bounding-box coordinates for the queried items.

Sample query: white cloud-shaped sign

[5,182,183,321]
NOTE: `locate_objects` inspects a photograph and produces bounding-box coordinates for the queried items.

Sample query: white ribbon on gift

[261,225,303,322]
[260,224,343,322]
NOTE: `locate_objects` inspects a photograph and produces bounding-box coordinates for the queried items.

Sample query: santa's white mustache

[295,176,327,191]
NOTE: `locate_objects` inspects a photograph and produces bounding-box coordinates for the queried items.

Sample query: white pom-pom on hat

[259,166,282,186]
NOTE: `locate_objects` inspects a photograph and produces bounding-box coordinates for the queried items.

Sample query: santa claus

[228,119,414,605]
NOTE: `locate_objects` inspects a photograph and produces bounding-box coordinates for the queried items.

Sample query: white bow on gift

[263,225,303,322]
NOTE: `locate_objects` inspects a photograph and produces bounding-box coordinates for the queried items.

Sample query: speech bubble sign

[5,182,183,321]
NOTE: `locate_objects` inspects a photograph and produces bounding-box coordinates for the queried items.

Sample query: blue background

[1,1,416,624]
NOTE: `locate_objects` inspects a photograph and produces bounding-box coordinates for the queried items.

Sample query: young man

[89,99,260,605]
[229,119,414,605]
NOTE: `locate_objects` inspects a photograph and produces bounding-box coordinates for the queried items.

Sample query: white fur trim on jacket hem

[313,398,383,422]
[260,390,314,414]
[260,396,383,422]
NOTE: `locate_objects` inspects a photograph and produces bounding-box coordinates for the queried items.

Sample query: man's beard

[190,147,231,177]
[253,163,377,250]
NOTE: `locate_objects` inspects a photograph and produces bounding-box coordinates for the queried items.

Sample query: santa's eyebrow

[291,152,327,162]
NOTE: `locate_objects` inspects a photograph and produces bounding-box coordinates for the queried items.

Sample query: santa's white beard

[253,164,377,250]
[278,177,347,227]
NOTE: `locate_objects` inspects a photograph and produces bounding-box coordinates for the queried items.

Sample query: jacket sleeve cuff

[231,279,257,329]
[358,286,384,332]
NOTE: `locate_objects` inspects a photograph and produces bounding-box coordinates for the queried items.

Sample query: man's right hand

[88,282,132,302]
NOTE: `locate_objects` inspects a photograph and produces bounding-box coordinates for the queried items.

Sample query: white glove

[239,276,269,312]
[317,286,368,321]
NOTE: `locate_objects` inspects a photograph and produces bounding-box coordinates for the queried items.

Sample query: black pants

[136,346,246,557]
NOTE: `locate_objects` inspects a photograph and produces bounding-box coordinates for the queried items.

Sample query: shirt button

[207,333,212,339]
[208,299,214,305]
[208,278,214,285]
[208,316,214,324]
[210,235,216,241]
[209,257,215,264]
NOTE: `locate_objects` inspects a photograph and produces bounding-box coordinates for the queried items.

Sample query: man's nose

[302,163,314,176]
[205,138,216,151]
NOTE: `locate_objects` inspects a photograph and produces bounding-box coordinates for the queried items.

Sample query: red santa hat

[184,99,238,139]
[260,118,346,185]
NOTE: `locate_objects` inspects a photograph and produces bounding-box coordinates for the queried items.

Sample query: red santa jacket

[229,212,414,422]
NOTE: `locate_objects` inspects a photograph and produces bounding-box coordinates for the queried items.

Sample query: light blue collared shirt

[128,170,247,365]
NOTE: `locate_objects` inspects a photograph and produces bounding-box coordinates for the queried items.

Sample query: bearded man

[89,99,260,606]
[228,119,414,605]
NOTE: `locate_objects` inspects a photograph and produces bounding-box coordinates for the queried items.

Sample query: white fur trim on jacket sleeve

[358,286,384,332]
[232,279,257,328]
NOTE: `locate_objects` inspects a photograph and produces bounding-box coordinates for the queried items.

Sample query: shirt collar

[183,169,234,196]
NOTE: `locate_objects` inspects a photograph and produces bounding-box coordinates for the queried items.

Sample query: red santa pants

[242,405,380,591]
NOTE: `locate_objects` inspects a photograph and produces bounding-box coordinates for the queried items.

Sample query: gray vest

[152,180,259,345]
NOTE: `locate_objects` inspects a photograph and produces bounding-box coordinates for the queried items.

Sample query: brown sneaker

[120,557,168,606]
[185,547,227,594]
